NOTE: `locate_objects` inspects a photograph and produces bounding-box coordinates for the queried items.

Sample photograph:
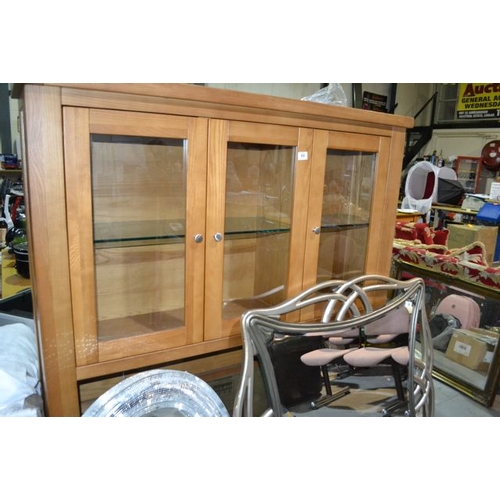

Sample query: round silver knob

[194,234,203,243]
[213,232,223,242]
[312,227,321,235]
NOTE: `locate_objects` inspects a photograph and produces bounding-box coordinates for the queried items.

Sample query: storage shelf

[94,217,291,248]
[320,214,370,232]
[0,168,22,175]
[98,308,184,342]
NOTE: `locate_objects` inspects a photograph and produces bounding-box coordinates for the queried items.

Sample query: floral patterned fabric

[395,221,449,246]
[392,239,500,291]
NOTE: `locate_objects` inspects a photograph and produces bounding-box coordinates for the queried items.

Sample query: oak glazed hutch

[13,84,413,416]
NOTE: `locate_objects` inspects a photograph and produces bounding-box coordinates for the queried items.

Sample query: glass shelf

[94,217,291,248]
[94,220,185,247]
[224,216,290,239]
[320,214,370,232]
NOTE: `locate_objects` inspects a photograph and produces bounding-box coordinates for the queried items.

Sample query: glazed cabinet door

[63,108,208,365]
[303,130,394,289]
[204,120,312,339]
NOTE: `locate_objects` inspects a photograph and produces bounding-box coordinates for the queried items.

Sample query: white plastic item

[0,322,42,417]
[401,161,457,213]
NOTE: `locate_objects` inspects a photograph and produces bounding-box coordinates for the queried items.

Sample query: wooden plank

[184,118,208,345]
[374,132,407,277]
[59,87,411,138]
[76,336,243,380]
[45,83,413,129]
[302,129,329,292]
[204,119,228,340]
[22,85,80,416]
[63,107,99,365]
[79,347,243,414]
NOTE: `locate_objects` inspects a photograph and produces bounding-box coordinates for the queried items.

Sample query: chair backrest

[365,306,410,337]
[435,294,480,330]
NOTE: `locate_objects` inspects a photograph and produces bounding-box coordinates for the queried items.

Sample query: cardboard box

[447,224,498,264]
[470,328,500,372]
[445,329,499,372]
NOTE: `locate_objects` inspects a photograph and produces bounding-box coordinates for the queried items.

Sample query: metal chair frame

[232,275,434,417]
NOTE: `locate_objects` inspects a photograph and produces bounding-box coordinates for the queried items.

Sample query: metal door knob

[194,234,203,243]
[213,232,223,242]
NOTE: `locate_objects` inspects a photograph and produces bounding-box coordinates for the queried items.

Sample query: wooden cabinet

[15,84,412,415]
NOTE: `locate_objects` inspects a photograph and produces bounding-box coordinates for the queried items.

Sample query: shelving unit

[454,156,487,194]
[15,83,413,415]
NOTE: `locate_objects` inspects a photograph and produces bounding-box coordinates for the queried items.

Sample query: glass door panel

[91,134,187,341]
[317,150,376,282]
[64,108,206,365]
[222,142,294,318]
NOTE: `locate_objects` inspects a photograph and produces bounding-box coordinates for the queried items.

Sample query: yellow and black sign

[457,83,500,120]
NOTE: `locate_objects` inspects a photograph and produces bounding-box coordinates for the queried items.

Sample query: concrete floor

[216,364,500,417]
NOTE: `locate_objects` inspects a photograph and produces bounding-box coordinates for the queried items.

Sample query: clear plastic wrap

[82,369,230,417]
[301,83,347,107]
[0,322,42,417]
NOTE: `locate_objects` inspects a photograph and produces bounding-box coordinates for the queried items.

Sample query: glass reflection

[222,142,294,318]
[317,150,375,281]
[91,135,187,340]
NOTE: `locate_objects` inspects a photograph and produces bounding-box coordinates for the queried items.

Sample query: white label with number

[453,340,471,357]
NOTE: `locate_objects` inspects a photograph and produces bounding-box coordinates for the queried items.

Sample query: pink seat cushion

[391,346,409,365]
[367,333,405,344]
[365,307,410,337]
[343,347,398,367]
[301,347,357,366]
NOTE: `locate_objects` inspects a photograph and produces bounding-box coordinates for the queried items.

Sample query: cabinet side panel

[63,107,99,365]
[23,85,80,416]
[365,133,403,277]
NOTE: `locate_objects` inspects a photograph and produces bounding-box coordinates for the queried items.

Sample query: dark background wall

[0,83,12,154]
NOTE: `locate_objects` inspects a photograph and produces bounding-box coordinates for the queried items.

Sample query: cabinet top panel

[12,83,414,131]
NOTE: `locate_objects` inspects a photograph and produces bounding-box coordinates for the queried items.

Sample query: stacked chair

[233,275,434,417]
[300,303,411,411]
[430,294,480,352]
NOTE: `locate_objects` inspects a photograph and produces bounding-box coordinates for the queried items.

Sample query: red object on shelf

[481,140,500,171]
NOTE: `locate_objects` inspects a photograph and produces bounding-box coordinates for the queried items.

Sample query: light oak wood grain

[17,83,412,415]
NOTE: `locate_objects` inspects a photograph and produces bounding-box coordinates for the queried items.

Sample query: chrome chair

[232,275,434,417]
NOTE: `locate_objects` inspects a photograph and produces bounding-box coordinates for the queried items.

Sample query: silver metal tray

[82,369,230,417]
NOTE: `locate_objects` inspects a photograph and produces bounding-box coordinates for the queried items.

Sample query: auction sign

[457,83,500,120]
